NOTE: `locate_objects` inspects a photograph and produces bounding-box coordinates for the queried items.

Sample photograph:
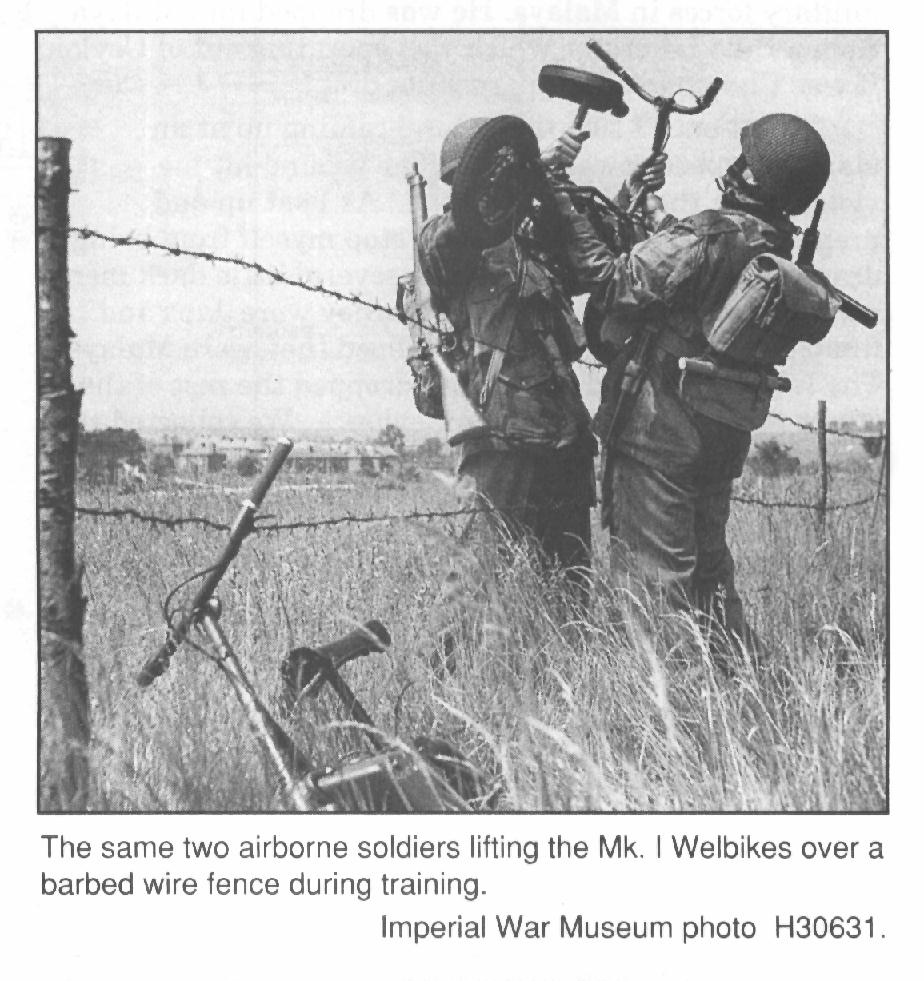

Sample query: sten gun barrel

[835,290,878,330]
[798,200,878,330]
[405,162,437,334]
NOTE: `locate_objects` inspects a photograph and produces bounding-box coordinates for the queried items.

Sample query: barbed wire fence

[68,223,886,538]
[72,492,880,542]
[38,140,887,815]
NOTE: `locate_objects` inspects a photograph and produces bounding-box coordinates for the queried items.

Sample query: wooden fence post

[38,137,91,809]
[873,431,888,525]
[816,399,828,541]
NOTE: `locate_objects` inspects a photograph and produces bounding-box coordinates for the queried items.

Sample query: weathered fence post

[38,137,91,809]
[816,399,828,541]
[873,431,888,525]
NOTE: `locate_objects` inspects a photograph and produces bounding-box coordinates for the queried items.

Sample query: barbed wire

[75,492,877,534]
[729,494,875,511]
[70,226,883,444]
[74,504,231,531]
[69,226,440,337]
[75,503,487,533]
[766,411,883,442]
[255,507,488,531]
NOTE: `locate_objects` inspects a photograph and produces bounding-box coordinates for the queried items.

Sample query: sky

[37,31,886,441]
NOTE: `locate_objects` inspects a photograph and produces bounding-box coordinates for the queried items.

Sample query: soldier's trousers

[604,449,752,650]
[430,443,595,667]
[460,443,595,596]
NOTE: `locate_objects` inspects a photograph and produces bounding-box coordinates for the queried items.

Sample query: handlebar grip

[702,77,724,107]
[652,105,672,153]
[137,639,176,688]
[248,437,293,509]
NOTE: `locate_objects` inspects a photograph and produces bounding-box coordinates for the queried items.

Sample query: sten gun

[797,201,878,329]
[397,162,441,345]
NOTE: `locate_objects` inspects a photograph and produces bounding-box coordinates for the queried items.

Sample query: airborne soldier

[417,119,598,613]
[557,113,833,656]
[417,120,665,625]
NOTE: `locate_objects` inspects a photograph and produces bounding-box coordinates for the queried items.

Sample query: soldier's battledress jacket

[417,209,595,466]
[560,199,797,475]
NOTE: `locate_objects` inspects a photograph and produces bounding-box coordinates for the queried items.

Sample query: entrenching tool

[538,64,629,130]
[678,357,792,392]
[588,40,723,216]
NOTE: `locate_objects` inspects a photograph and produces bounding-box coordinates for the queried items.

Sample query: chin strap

[716,159,800,235]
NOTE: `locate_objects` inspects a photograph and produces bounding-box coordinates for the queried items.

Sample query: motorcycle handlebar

[314,620,391,665]
[587,40,723,115]
[285,620,392,700]
[137,436,294,688]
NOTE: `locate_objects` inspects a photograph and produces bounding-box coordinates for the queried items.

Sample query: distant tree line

[77,423,455,486]
[748,439,800,478]
[78,426,145,484]
[376,425,452,472]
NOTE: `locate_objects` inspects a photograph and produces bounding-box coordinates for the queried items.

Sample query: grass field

[43,458,886,812]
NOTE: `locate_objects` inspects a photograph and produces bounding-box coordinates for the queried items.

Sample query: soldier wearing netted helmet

[557,113,831,664]
[419,119,598,612]
[416,117,665,659]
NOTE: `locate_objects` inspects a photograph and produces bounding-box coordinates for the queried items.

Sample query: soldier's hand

[638,192,667,233]
[627,152,668,196]
[540,127,590,169]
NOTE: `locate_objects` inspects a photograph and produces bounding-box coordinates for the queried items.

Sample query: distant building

[140,434,399,479]
[215,435,270,464]
[177,437,226,478]
[145,435,185,459]
[289,441,399,476]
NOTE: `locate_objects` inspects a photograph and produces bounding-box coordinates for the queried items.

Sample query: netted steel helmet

[440,117,490,184]
[740,113,830,215]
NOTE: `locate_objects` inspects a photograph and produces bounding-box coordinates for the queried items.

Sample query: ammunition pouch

[704,253,840,366]
[484,357,563,443]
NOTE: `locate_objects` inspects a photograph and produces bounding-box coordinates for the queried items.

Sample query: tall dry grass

[43,464,885,812]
